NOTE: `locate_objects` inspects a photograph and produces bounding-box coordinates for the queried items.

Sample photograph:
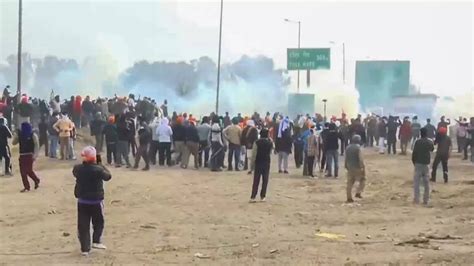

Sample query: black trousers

[106,143,117,165]
[149,140,159,165]
[129,138,137,157]
[367,131,375,147]
[158,142,172,166]
[134,144,150,168]
[210,141,224,170]
[0,145,12,174]
[431,154,448,181]
[464,141,472,159]
[387,137,397,154]
[320,150,326,171]
[251,163,270,199]
[198,140,210,167]
[39,136,49,157]
[77,203,104,252]
[294,142,304,168]
[227,143,241,170]
[341,137,349,155]
[307,156,315,176]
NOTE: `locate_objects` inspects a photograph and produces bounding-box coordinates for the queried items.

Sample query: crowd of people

[0,88,473,191]
[0,87,473,255]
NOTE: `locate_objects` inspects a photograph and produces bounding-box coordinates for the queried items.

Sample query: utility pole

[322,99,327,122]
[297,21,300,92]
[215,0,223,114]
[284,18,302,92]
[342,42,346,84]
[17,0,23,99]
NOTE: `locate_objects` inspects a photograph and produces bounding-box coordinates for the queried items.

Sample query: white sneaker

[260,198,266,202]
[249,199,257,203]
[81,252,89,256]
[92,243,107,250]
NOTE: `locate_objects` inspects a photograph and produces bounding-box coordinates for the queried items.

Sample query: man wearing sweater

[134,121,152,171]
[197,117,212,168]
[399,117,412,155]
[223,118,242,171]
[345,135,366,203]
[412,128,434,205]
[53,113,75,160]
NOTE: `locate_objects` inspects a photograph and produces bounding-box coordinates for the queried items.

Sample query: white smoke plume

[433,91,474,120]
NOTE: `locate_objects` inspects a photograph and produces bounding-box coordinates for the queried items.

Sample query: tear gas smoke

[0,53,471,120]
[433,91,474,120]
[296,70,360,119]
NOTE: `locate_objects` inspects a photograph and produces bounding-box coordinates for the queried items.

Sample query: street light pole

[17,0,23,99]
[297,21,300,92]
[342,42,346,84]
[284,18,301,92]
[322,99,327,122]
[215,0,223,114]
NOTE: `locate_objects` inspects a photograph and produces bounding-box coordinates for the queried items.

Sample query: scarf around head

[21,122,33,139]
[278,117,290,138]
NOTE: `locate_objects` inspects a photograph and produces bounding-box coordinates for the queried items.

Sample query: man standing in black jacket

[423,119,437,140]
[324,123,342,178]
[378,117,387,154]
[250,128,273,203]
[412,128,434,205]
[38,115,49,157]
[134,121,152,171]
[0,117,12,175]
[172,118,186,165]
[73,146,112,256]
[102,116,118,165]
[182,121,200,169]
[431,126,452,183]
[241,120,258,173]
[387,116,400,155]
[115,115,132,168]
[90,113,106,153]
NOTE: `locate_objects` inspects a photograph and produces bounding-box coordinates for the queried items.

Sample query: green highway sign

[287,48,331,70]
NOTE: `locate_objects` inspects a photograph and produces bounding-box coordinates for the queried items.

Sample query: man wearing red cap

[73,146,112,256]
[431,126,452,183]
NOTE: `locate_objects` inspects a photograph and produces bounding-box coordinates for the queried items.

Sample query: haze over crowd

[0,0,472,117]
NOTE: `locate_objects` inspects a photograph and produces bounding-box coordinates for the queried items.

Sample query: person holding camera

[73,146,112,256]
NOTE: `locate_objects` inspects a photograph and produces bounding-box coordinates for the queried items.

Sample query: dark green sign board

[287,48,331,70]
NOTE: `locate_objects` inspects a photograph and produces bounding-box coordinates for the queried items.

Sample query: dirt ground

[0,138,473,265]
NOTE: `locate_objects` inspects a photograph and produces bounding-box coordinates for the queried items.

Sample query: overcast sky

[0,0,473,96]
